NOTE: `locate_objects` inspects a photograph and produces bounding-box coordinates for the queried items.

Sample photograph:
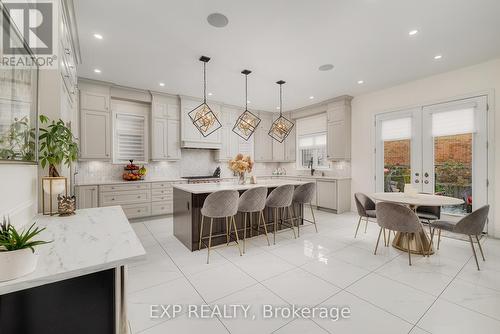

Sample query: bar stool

[266,184,296,245]
[198,190,242,264]
[237,187,270,253]
[292,182,318,237]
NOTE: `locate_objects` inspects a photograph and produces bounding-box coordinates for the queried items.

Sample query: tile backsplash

[75,149,281,184]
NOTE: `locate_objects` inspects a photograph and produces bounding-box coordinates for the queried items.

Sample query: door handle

[415,179,420,184]
[424,180,429,184]
[424,172,429,178]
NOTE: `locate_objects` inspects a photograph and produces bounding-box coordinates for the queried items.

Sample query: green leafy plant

[0,116,36,161]
[39,115,78,177]
[0,217,51,253]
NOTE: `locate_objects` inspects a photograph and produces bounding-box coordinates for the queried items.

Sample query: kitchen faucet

[308,157,315,176]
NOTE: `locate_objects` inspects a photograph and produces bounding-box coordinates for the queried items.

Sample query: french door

[376,96,488,217]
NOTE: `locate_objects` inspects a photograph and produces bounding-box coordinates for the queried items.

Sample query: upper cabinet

[254,112,273,162]
[215,106,240,162]
[79,82,112,160]
[180,96,222,149]
[151,93,181,161]
[326,97,352,161]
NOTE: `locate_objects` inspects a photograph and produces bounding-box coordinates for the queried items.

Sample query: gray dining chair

[199,190,241,264]
[237,187,270,252]
[429,205,489,270]
[292,182,317,237]
[354,193,376,238]
[266,184,296,245]
[375,202,425,265]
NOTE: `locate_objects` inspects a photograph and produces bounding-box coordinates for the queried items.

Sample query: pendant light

[188,56,222,137]
[269,80,294,142]
[232,69,261,141]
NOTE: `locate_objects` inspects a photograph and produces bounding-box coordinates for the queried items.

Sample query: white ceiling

[74,0,500,112]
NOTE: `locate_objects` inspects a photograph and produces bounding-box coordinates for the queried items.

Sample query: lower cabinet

[317,180,338,210]
[75,185,98,209]
[121,203,152,219]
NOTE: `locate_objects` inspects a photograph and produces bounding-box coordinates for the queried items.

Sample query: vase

[0,248,39,282]
[238,172,246,185]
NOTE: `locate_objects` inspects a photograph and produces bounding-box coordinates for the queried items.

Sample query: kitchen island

[173,180,306,251]
[0,206,146,334]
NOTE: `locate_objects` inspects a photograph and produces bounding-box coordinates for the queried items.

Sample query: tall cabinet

[326,97,352,161]
[151,93,181,161]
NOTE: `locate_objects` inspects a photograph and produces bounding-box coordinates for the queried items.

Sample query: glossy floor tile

[127,211,500,334]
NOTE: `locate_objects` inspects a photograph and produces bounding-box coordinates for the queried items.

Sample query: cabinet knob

[137,196,141,198]
[137,209,141,212]
[111,198,115,201]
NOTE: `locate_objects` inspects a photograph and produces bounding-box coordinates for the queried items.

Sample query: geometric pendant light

[268,80,294,143]
[188,56,222,137]
[232,69,261,141]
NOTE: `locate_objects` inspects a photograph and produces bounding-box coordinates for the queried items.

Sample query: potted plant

[229,154,254,184]
[0,217,51,282]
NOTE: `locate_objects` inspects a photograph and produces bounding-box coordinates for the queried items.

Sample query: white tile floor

[127,209,500,334]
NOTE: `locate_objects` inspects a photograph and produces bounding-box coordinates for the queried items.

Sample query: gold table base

[392,230,435,255]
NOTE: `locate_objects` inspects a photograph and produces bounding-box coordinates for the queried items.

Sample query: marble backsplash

[75,149,281,184]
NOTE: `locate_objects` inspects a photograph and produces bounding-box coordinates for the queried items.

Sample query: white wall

[0,165,38,229]
[351,58,500,237]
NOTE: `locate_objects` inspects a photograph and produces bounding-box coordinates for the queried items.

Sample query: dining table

[371,192,464,255]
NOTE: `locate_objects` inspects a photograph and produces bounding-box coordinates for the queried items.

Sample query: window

[298,133,328,169]
[296,113,329,170]
[112,100,149,163]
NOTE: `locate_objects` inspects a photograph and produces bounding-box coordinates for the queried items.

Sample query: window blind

[432,108,474,137]
[115,113,146,162]
[298,133,326,148]
[381,117,411,141]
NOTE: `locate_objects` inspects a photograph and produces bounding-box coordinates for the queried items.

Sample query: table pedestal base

[392,230,434,255]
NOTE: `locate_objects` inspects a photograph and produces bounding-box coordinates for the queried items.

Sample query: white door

[421,96,488,215]
[375,108,421,193]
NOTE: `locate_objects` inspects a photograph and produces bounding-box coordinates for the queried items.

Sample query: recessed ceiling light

[208,92,213,96]
[309,96,314,100]
[94,68,101,73]
[434,54,443,60]
[93,33,103,40]
[357,80,364,84]
[159,82,165,87]
[318,64,334,71]
[408,29,419,36]
[207,13,229,28]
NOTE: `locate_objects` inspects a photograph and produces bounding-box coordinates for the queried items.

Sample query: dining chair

[354,193,376,238]
[375,201,425,265]
[428,205,489,270]
[292,182,317,237]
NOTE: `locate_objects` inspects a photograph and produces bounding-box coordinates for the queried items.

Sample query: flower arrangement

[229,153,253,173]
[229,154,253,184]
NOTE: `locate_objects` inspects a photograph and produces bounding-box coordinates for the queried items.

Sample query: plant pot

[0,248,39,282]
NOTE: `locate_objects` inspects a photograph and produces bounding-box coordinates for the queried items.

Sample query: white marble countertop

[173,179,307,194]
[265,175,351,180]
[0,206,146,295]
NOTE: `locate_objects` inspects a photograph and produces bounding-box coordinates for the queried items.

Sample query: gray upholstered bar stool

[265,184,296,245]
[198,190,242,264]
[292,182,318,237]
[237,187,270,253]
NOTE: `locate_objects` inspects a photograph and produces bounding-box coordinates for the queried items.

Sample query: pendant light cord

[203,62,207,103]
[279,83,283,116]
[245,73,248,110]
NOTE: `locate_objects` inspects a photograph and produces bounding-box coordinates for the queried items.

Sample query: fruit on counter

[125,159,139,171]
[139,165,147,176]
[123,172,142,181]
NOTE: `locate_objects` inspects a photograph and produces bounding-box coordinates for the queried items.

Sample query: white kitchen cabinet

[151,93,182,161]
[180,96,222,149]
[326,97,352,161]
[166,120,181,160]
[216,107,240,162]
[80,91,109,112]
[152,118,167,160]
[80,109,111,159]
[254,112,273,162]
[317,180,338,210]
[284,118,296,162]
[75,185,98,209]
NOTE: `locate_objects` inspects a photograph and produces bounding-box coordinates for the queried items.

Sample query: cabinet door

[255,113,273,161]
[80,109,111,159]
[152,118,167,160]
[273,140,285,161]
[166,120,181,160]
[80,91,109,112]
[317,180,337,210]
[76,186,98,209]
[284,123,296,162]
[327,121,346,160]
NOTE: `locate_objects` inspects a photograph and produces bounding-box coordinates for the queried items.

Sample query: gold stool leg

[310,203,318,233]
[273,208,277,245]
[232,216,242,256]
[226,217,230,245]
[383,228,387,246]
[207,218,214,264]
[354,216,362,238]
[407,233,412,266]
[199,215,205,250]
[475,235,485,261]
[250,212,253,238]
[364,217,369,233]
[374,227,383,255]
[437,229,442,249]
[288,206,297,239]
[261,211,270,246]
[243,212,247,254]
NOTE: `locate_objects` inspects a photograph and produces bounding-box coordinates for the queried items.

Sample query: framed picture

[0,2,39,164]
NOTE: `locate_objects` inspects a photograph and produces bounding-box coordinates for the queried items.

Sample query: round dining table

[371,192,464,255]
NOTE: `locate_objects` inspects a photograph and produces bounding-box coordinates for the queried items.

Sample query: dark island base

[174,188,304,251]
[0,268,117,334]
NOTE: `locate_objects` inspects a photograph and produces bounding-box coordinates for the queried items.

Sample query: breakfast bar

[173,180,306,251]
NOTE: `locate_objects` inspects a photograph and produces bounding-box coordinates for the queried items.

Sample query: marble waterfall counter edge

[0,206,146,295]
[172,179,307,194]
